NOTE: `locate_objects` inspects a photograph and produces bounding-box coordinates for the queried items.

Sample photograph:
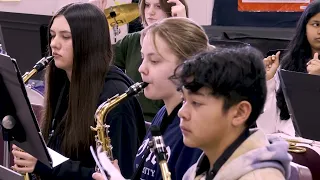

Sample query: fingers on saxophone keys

[11,164,31,174]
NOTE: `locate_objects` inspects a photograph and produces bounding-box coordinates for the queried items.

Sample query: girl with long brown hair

[11,3,145,179]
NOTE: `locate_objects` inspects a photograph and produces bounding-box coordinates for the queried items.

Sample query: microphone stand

[109,9,121,44]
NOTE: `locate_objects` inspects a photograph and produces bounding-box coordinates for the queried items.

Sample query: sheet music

[91,146,125,180]
[90,146,108,180]
[47,147,69,167]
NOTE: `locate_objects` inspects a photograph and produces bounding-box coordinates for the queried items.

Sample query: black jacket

[33,66,146,180]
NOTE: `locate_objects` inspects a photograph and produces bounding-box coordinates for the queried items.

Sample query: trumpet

[90,82,148,168]
[22,56,53,83]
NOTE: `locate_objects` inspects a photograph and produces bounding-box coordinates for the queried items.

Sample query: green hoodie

[113,32,164,122]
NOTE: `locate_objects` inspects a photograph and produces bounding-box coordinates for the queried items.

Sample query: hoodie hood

[183,129,292,180]
[213,130,292,180]
[106,65,134,87]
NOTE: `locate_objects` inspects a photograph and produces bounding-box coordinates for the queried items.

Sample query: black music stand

[0,165,23,180]
[0,24,6,53]
[0,53,52,172]
[279,69,320,140]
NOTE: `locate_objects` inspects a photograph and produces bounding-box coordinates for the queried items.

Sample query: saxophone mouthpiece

[140,82,149,88]
[33,56,54,71]
[23,56,54,83]
[125,82,149,97]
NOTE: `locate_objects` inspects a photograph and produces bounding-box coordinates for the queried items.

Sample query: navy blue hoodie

[134,104,202,180]
[33,66,146,180]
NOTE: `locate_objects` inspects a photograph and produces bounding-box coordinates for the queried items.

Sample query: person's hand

[307,52,320,75]
[92,160,120,180]
[92,172,105,180]
[11,144,37,173]
[89,0,108,11]
[264,51,280,81]
[112,159,120,172]
[167,0,187,17]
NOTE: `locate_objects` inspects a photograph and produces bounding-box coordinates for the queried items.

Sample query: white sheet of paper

[90,146,108,180]
[47,147,69,167]
[97,147,125,180]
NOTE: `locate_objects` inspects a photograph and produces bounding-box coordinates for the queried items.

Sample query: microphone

[150,126,171,180]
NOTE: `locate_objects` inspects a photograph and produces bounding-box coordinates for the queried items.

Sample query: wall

[0,0,214,25]
[186,0,214,25]
[0,0,214,75]
[0,0,214,43]
[0,0,85,16]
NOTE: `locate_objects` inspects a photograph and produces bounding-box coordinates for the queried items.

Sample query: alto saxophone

[90,82,148,161]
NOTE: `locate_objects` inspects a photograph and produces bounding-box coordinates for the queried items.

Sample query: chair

[31,104,43,126]
[289,162,313,180]
[203,26,293,56]
[290,146,320,180]
[209,38,250,48]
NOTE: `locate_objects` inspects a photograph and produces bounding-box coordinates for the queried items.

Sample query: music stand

[0,53,52,169]
[0,165,23,180]
[279,69,320,140]
[0,24,7,54]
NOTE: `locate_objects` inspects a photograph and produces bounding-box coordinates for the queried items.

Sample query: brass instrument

[104,3,139,28]
[90,82,148,164]
[287,139,307,153]
[22,56,53,83]
[271,134,320,153]
[149,126,171,180]
[103,3,140,42]
[158,160,171,180]
[286,138,320,153]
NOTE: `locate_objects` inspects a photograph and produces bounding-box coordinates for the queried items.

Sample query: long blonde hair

[141,17,213,63]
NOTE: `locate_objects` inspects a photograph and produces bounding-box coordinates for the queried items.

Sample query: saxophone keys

[90,126,98,131]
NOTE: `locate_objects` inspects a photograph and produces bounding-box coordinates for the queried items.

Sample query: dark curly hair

[171,46,267,126]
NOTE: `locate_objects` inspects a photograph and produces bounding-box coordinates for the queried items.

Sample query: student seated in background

[257,0,320,136]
